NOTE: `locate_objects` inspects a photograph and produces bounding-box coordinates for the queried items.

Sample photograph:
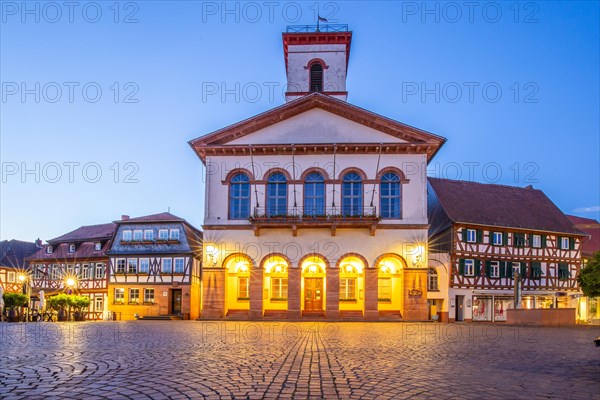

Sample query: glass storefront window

[493,298,513,321]
[535,296,554,309]
[521,296,535,309]
[473,297,492,321]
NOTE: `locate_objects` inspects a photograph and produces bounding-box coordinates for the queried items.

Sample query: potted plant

[48,293,70,321]
[69,295,90,321]
[2,293,29,322]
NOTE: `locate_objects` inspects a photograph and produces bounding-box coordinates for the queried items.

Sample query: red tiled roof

[428,178,584,235]
[115,212,185,224]
[567,215,600,256]
[0,240,39,269]
[48,223,116,244]
[28,241,111,262]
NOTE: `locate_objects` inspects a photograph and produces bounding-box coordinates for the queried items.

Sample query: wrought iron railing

[251,206,378,222]
[286,24,349,33]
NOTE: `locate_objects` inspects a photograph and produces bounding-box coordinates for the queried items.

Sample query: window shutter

[475,259,481,275]
[461,229,468,242]
[485,260,491,277]
[503,232,508,246]
[500,261,506,278]
[525,234,530,247]
[476,230,483,243]
[541,235,547,248]
[569,238,575,250]
[558,236,564,249]
[521,263,528,278]
[458,259,465,275]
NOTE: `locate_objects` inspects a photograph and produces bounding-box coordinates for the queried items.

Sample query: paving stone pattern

[1,322,599,399]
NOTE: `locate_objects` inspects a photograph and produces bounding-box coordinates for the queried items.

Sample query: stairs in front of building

[301,310,326,319]
[339,310,364,320]
[139,314,183,321]
[378,310,403,321]
[226,309,250,320]
[263,310,288,319]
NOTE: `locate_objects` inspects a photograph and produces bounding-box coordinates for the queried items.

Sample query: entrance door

[171,289,182,315]
[304,278,323,311]
[455,295,464,321]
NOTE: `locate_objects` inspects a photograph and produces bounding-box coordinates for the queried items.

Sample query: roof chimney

[35,238,42,247]
[121,215,130,221]
[525,185,533,189]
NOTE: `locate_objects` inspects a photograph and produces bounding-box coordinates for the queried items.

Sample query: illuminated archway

[374,254,406,312]
[300,254,327,313]
[261,254,291,311]
[337,255,366,314]
[223,253,253,313]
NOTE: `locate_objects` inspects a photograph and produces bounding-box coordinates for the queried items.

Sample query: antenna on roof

[168,206,171,213]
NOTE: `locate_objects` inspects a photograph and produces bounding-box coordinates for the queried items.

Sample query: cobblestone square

[1,321,599,399]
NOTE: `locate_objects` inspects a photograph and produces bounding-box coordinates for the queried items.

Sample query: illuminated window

[427,268,438,290]
[114,288,124,303]
[378,278,391,301]
[340,278,356,300]
[238,277,250,299]
[271,278,288,300]
[144,288,155,304]
[7,271,15,283]
[129,288,139,304]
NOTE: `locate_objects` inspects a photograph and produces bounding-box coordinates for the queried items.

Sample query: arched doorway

[300,255,327,315]
[374,255,406,316]
[262,254,290,313]
[338,255,366,316]
[224,254,253,316]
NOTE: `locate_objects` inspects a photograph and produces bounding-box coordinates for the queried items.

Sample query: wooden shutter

[475,259,481,275]
[458,259,465,275]
[541,235,547,248]
[503,232,508,246]
[461,229,468,242]
[476,230,483,243]
[485,260,491,277]
[569,238,575,250]
[500,261,506,278]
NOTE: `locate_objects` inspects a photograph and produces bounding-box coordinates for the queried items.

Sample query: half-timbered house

[25,223,116,320]
[567,214,600,322]
[189,25,446,321]
[106,213,202,320]
[427,178,586,322]
[0,239,39,294]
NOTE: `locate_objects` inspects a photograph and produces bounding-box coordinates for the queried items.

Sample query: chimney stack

[121,215,130,221]
[35,238,42,247]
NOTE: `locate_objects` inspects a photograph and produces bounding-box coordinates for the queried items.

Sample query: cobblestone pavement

[1,321,599,399]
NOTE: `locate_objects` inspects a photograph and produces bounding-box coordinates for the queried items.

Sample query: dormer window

[144,230,153,241]
[46,246,53,254]
[94,242,102,251]
[158,229,168,241]
[133,230,143,241]
[169,229,180,241]
[69,244,76,253]
[122,230,132,241]
[309,61,323,92]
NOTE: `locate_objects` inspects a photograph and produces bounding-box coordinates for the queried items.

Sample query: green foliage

[578,251,600,298]
[47,293,70,310]
[69,295,91,311]
[2,292,29,309]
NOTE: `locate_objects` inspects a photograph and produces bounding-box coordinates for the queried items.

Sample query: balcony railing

[251,207,379,223]
[286,24,349,33]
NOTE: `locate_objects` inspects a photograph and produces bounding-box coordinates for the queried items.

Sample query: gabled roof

[0,240,39,269]
[28,241,112,262]
[428,178,584,236]
[189,93,446,163]
[48,223,117,244]
[115,212,185,224]
[567,215,600,256]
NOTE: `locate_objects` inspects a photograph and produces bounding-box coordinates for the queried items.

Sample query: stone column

[402,268,428,321]
[201,269,226,319]
[326,267,340,319]
[364,268,379,320]
[287,268,301,319]
[249,267,263,320]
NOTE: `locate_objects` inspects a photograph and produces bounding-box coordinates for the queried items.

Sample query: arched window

[229,173,250,219]
[309,62,323,93]
[267,173,287,216]
[380,172,401,219]
[303,172,325,216]
[428,268,438,291]
[342,172,362,216]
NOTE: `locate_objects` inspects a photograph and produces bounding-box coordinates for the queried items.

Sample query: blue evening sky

[1,1,598,241]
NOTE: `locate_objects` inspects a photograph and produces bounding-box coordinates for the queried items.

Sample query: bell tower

[282,25,352,102]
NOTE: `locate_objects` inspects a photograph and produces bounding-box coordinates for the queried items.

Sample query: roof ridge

[428,177,541,191]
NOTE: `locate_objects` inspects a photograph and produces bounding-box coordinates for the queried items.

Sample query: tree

[578,251,600,298]
[2,292,29,310]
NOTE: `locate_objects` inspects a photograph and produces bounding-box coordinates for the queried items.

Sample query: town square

[1,1,599,399]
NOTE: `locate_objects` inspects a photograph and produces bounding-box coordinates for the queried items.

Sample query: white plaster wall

[428,252,450,314]
[286,44,347,94]
[228,109,407,145]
